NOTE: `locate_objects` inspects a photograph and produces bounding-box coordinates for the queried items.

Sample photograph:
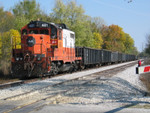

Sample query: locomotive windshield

[22,29,49,35]
[40,30,49,35]
[22,29,27,35]
[22,21,58,37]
[51,25,57,39]
[29,30,38,34]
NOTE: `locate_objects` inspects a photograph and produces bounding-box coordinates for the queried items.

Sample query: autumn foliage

[101,25,137,54]
[0,0,138,76]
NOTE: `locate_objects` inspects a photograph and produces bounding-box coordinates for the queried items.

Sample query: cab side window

[70,33,75,39]
[22,29,27,35]
[51,26,57,39]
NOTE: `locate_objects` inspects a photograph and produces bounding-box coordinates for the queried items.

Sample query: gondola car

[111,52,118,63]
[75,47,102,67]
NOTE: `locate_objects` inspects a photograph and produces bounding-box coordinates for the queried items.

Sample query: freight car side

[118,53,122,62]
[76,47,136,68]
[122,54,126,62]
[75,47,102,66]
[102,49,111,64]
[111,52,118,63]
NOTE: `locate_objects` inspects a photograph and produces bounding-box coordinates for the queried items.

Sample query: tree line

[142,34,150,57]
[0,0,138,75]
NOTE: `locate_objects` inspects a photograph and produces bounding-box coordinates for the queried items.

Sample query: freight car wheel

[80,65,85,70]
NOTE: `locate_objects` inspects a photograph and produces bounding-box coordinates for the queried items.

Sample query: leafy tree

[90,17,105,33]
[12,0,42,20]
[12,0,49,31]
[51,0,94,48]
[101,25,125,52]
[51,0,85,24]
[0,32,11,60]
[9,29,21,49]
[131,46,139,55]
[0,7,15,32]
[0,32,12,75]
[0,35,2,59]
[13,16,30,32]
[0,29,21,75]
[101,24,137,54]
[124,33,134,53]
[93,32,103,49]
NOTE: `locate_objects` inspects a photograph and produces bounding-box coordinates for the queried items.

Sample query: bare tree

[145,34,150,55]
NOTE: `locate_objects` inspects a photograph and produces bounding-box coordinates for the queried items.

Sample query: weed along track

[0,61,139,113]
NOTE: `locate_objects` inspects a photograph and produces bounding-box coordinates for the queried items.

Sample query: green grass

[131,104,150,109]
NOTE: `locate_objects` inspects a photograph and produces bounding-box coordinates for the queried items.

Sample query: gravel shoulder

[30,64,150,113]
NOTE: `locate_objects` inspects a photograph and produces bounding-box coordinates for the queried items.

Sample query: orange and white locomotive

[11,21,81,78]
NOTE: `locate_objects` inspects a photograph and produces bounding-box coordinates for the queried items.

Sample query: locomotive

[11,20,136,78]
[11,21,82,78]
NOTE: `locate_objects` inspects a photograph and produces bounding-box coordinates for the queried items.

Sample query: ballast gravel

[45,64,148,105]
[0,61,135,100]
[31,63,150,113]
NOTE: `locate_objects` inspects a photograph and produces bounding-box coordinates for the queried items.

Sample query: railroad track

[0,61,137,90]
[3,61,136,101]
[0,61,138,113]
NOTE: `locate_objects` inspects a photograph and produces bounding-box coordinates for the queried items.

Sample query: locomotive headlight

[27,36,36,47]
[34,54,41,61]
[37,57,41,61]
[15,57,23,61]
[34,54,44,61]
[16,58,19,61]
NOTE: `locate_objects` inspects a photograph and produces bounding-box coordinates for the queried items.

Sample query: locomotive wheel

[52,64,59,75]
[73,63,78,72]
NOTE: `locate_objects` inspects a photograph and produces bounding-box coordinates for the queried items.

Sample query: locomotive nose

[26,36,36,47]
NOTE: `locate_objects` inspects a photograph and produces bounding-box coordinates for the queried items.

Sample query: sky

[0,0,150,52]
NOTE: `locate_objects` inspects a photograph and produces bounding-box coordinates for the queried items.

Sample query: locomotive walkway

[1,61,150,113]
